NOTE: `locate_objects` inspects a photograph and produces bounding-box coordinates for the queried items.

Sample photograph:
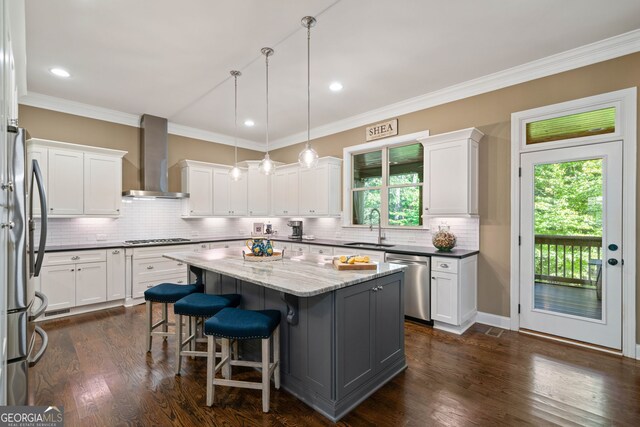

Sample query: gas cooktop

[123,238,192,246]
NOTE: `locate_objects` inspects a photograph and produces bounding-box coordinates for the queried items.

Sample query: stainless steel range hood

[122,114,189,199]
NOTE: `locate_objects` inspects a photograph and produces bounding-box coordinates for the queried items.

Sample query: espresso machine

[287,220,303,240]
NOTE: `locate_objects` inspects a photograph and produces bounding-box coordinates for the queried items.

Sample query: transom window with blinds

[351,142,424,227]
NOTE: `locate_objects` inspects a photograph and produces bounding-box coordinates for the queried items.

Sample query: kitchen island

[164,248,406,422]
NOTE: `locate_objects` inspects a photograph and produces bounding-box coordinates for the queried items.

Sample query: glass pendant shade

[298,143,319,168]
[229,165,242,181]
[259,153,275,175]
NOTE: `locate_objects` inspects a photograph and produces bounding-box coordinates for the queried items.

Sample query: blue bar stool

[173,293,241,375]
[204,308,281,413]
[144,267,203,352]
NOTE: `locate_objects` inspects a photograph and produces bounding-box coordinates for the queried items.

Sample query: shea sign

[366,119,398,141]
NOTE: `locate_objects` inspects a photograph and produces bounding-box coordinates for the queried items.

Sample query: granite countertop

[163,249,406,297]
[42,235,478,259]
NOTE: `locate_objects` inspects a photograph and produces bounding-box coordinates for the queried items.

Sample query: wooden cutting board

[333,259,377,270]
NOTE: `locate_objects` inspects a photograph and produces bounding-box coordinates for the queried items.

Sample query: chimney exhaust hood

[122,114,189,199]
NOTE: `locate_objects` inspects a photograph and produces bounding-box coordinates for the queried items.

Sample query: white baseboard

[475,311,511,329]
[35,300,124,322]
[433,318,475,335]
[636,344,640,360]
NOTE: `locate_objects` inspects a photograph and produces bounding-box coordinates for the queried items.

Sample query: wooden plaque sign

[366,119,398,141]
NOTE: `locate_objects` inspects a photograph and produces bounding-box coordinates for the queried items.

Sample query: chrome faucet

[369,208,385,245]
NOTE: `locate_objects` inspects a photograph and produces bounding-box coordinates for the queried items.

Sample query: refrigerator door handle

[28,291,49,322]
[28,326,49,367]
[29,159,48,277]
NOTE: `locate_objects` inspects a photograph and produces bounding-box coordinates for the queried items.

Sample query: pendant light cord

[306,22,311,148]
[265,51,270,154]
[234,72,238,165]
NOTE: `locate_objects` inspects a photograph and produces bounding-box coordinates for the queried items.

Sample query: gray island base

[163,249,407,422]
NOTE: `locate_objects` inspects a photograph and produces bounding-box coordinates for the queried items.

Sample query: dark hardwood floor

[30,305,640,426]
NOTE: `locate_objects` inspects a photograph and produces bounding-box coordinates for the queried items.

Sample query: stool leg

[175,313,182,375]
[162,303,168,339]
[232,339,239,360]
[206,335,214,406]
[262,337,270,413]
[146,301,153,352]
[189,316,196,355]
[273,325,280,390]
[222,338,231,380]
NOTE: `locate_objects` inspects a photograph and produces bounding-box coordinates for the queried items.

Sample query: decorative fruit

[339,255,347,263]
[363,256,370,263]
[348,257,356,264]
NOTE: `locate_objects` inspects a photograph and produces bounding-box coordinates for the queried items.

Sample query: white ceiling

[24,0,640,148]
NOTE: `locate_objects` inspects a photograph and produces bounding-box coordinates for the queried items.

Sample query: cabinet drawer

[309,245,333,255]
[289,243,310,254]
[132,244,196,259]
[210,241,233,249]
[133,258,187,278]
[132,273,189,299]
[432,257,458,274]
[44,250,106,266]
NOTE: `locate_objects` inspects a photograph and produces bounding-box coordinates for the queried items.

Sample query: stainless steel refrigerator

[5,125,49,405]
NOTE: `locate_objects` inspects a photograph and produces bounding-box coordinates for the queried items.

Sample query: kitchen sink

[343,242,395,248]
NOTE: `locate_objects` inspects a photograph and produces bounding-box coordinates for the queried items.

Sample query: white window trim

[342,130,430,228]
[510,87,637,358]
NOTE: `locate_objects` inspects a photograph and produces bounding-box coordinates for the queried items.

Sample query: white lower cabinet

[130,244,193,299]
[38,248,127,316]
[430,255,477,334]
[75,262,107,306]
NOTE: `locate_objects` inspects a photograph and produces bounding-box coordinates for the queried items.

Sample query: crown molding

[19,28,640,153]
[270,28,640,150]
[19,92,265,151]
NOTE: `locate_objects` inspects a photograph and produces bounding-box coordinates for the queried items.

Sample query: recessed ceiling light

[244,119,255,127]
[329,82,343,92]
[49,67,70,78]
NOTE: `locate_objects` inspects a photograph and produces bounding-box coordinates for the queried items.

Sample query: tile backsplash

[38,198,479,250]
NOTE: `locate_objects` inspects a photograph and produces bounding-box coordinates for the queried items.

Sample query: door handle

[607,258,618,266]
[29,159,48,278]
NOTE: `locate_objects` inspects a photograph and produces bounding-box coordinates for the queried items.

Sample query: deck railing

[534,235,602,287]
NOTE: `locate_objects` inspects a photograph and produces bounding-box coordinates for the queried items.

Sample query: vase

[432,225,457,252]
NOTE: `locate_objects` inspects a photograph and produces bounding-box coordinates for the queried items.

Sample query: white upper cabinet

[419,128,482,216]
[298,157,342,216]
[84,153,122,215]
[271,165,299,216]
[27,139,127,217]
[245,161,270,216]
[181,163,214,216]
[180,160,248,217]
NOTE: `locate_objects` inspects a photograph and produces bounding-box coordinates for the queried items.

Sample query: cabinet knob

[319,250,324,254]
[425,207,429,211]
[50,208,54,211]
[71,269,75,272]
[147,265,154,270]
[432,277,436,280]
[201,244,207,248]
[116,209,120,212]
[77,268,82,271]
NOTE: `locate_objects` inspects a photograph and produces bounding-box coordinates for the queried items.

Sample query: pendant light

[298,16,319,169]
[229,70,243,181]
[259,47,276,175]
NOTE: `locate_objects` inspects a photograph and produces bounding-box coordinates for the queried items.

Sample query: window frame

[343,130,430,229]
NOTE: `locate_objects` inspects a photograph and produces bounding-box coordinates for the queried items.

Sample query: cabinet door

[75,262,107,306]
[84,153,122,215]
[271,171,288,215]
[48,148,84,215]
[26,146,48,216]
[425,140,469,215]
[374,274,404,371]
[431,271,458,325]
[106,249,125,301]
[213,168,231,216]
[40,265,76,311]
[186,166,213,216]
[229,172,248,216]
[299,167,329,215]
[248,168,269,216]
[336,280,376,399]
[285,168,300,215]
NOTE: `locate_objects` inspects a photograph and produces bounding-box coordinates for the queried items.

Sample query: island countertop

[163,249,405,297]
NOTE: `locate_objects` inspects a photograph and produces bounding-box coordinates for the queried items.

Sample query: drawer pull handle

[147,266,154,270]
[147,285,154,288]
[177,280,184,284]
[440,264,449,268]
[177,263,184,266]
[201,244,207,248]
[432,277,436,280]
[112,250,120,254]
[71,256,80,260]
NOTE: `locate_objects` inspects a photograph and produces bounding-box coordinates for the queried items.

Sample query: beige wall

[271,52,640,341]
[18,105,263,192]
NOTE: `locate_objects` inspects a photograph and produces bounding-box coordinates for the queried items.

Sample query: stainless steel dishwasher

[385,253,431,323]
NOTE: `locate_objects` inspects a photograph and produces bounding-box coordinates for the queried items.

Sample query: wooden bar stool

[173,292,241,375]
[204,308,281,413]
[143,267,203,352]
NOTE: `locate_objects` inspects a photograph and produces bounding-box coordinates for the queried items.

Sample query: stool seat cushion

[174,293,241,317]
[144,283,202,303]
[204,308,281,339]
